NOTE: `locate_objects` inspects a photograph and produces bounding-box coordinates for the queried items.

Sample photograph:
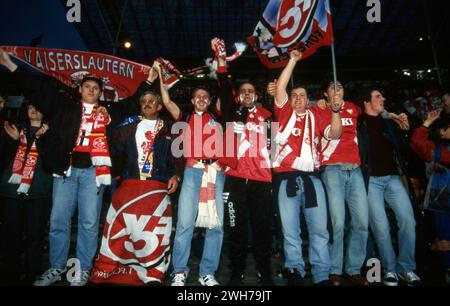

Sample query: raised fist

[289,50,303,62]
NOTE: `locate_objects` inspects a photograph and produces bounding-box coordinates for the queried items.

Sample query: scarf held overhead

[1,46,152,100]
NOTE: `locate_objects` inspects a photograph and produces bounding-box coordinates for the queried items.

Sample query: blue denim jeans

[172,167,225,277]
[321,166,369,275]
[49,167,105,270]
[278,175,330,283]
[367,175,416,273]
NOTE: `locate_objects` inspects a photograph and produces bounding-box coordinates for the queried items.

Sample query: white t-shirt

[136,119,158,180]
[76,103,96,147]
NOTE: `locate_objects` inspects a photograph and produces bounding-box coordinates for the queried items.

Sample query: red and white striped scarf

[274,109,318,172]
[8,129,38,195]
[72,103,112,186]
[186,159,222,229]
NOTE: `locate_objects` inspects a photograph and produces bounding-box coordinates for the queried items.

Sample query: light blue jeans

[321,165,369,275]
[172,167,225,277]
[278,175,330,283]
[49,167,105,270]
[368,175,416,273]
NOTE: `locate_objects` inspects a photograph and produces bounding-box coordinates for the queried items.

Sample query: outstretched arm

[154,61,181,120]
[0,48,71,117]
[212,37,237,122]
[275,50,302,107]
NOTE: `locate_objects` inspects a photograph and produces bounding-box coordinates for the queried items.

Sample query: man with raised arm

[155,61,226,286]
[273,50,342,286]
[212,38,274,286]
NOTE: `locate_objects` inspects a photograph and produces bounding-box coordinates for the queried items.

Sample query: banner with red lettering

[0,46,180,101]
[90,180,172,285]
[247,0,333,69]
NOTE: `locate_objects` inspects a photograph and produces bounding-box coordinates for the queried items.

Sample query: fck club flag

[90,180,172,285]
[247,0,333,69]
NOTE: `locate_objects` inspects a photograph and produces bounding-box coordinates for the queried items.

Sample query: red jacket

[411,126,450,165]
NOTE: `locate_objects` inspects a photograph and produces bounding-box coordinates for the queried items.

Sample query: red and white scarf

[207,39,247,76]
[8,129,38,195]
[274,109,318,172]
[71,103,112,186]
[155,58,180,89]
[186,159,222,229]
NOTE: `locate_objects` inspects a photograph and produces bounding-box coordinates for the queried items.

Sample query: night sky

[0,0,86,50]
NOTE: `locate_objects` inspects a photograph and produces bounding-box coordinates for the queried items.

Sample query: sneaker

[199,274,219,286]
[171,272,187,286]
[398,271,421,286]
[69,270,90,286]
[383,272,399,286]
[329,274,342,286]
[286,268,303,286]
[345,274,369,286]
[227,272,244,286]
[33,268,66,286]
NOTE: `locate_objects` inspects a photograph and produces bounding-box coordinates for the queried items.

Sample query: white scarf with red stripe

[274,109,317,172]
[186,159,222,229]
[8,129,38,195]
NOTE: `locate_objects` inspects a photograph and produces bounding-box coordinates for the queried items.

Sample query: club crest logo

[273,0,318,47]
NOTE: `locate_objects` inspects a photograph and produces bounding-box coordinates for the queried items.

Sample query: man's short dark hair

[357,87,384,105]
[289,83,308,96]
[321,78,344,94]
[238,82,256,90]
[429,116,450,143]
[80,75,103,90]
[191,86,210,99]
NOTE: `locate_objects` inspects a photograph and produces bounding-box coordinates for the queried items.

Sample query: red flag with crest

[90,180,172,285]
[247,0,333,69]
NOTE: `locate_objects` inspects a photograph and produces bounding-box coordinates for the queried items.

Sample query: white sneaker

[199,275,219,286]
[398,271,421,286]
[171,272,187,286]
[383,272,399,286]
[33,268,66,286]
[69,270,90,286]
